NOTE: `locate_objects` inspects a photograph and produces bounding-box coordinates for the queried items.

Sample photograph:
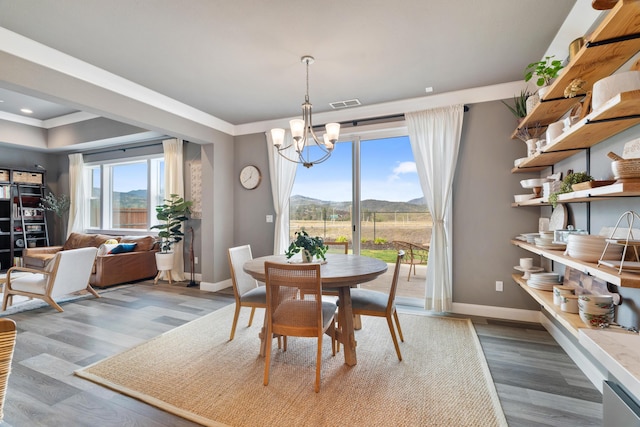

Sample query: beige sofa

[23,232,158,288]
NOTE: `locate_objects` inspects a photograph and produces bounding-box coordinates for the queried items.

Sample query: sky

[291,135,424,202]
[104,136,423,203]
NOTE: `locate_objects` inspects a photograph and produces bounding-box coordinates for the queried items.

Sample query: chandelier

[270,56,340,168]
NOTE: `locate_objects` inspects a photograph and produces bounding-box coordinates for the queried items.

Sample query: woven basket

[612,159,640,179]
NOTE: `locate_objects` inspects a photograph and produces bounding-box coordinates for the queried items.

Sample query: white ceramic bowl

[580,310,614,327]
[592,71,640,111]
[514,194,535,203]
[520,178,551,189]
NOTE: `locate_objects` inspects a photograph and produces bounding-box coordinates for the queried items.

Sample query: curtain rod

[81,141,164,156]
[316,105,469,129]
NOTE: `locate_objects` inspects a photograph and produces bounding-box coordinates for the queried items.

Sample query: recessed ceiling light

[425,87,434,93]
[20,108,33,114]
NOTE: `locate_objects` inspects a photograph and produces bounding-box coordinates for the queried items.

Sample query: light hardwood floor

[0,280,601,426]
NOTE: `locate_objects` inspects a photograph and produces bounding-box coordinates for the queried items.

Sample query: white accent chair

[227,245,267,341]
[2,247,99,312]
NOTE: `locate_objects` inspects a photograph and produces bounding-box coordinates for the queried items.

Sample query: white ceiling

[0,0,592,134]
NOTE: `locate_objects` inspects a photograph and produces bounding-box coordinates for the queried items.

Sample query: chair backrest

[228,245,259,299]
[386,250,405,313]
[47,247,98,298]
[0,318,16,421]
[264,262,323,335]
[324,241,348,254]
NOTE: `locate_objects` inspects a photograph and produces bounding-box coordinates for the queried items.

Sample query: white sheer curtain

[406,105,464,312]
[67,153,85,237]
[266,131,298,254]
[162,138,186,281]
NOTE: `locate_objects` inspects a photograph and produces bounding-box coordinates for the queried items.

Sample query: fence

[290,211,432,248]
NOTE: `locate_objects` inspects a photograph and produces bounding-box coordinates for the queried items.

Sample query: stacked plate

[519,233,539,244]
[534,232,566,250]
[565,234,623,262]
[527,272,562,291]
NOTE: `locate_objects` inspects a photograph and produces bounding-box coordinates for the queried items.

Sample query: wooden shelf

[511,197,550,207]
[513,0,640,137]
[512,90,640,172]
[512,239,640,288]
[557,181,640,202]
[512,273,584,338]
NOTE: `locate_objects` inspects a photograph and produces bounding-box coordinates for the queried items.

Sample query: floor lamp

[188,226,197,287]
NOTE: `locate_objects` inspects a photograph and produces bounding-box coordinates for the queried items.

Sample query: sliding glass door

[289,141,353,252]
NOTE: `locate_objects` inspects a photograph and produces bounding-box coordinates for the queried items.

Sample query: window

[84,155,164,231]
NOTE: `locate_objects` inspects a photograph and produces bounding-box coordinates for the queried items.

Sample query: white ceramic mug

[520,258,533,269]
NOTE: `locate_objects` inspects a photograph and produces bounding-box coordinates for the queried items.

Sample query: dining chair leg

[315,333,323,393]
[229,304,241,340]
[386,315,403,361]
[248,307,256,327]
[263,324,273,386]
[393,309,404,342]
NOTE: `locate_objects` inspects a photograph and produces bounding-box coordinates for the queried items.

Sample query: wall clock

[239,165,261,190]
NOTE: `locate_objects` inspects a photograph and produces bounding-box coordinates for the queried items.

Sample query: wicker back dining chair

[339,250,405,360]
[263,261,336,393]
[324,241,349,254]
[227,245,267,341]
[2,247,99,312]
[0,318,16,421]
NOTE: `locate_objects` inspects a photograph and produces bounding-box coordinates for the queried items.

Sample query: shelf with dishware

[512,273,584,337]
[512,90,640,173]
[512,0,640,138]
[512,239,640,288]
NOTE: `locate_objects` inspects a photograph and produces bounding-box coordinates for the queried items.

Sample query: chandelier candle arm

[270,55,340,168]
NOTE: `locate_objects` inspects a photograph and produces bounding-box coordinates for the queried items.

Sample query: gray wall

[233,133,275,258]
[453,100,540,310]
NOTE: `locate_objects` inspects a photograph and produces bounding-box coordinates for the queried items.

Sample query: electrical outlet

[266,215,273,223]
[495,281,503,292]
[194,257,199,265]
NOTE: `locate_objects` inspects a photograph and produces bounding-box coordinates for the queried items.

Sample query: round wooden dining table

[243,253,388,366]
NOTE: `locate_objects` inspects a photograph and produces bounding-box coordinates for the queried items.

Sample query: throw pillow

[108,243,137,254]
[98,243,119,256]
[105,239,119,245]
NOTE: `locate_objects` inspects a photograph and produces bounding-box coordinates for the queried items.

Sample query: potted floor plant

[285,230,328,262]
[151,194,192,270]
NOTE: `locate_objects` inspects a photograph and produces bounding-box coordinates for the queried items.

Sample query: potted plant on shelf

[525,55,564,96]
[548,171,593,208]
[501,89,532,122]
[285,230,328,262]
[150,194,192,270]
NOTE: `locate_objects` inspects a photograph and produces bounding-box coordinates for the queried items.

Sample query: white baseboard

[539,314,606,392]
[199,278,232,293]
[451,302,541,323]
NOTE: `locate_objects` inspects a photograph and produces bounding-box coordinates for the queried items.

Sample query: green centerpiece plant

[285,230,328,262]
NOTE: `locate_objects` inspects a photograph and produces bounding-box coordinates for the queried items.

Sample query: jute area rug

[75,305,507,427]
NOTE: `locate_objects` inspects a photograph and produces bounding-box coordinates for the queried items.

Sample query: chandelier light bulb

[271,128,285,147]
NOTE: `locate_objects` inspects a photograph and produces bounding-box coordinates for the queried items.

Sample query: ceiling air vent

[329,99,361,109]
